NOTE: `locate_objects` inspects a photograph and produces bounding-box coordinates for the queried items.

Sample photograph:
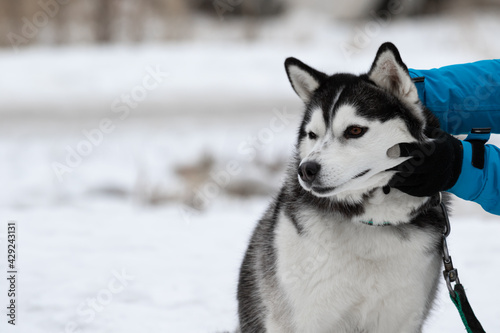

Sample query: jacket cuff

[449,140,486,200]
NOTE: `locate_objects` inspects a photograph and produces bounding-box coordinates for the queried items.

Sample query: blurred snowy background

[0,0,500,332]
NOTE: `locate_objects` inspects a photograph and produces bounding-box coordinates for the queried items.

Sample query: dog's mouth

[311,186,336,195]
[353,169,370,179]
[301,168,379,197]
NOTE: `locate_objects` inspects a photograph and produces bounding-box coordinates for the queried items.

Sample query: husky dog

[237,43,447,333]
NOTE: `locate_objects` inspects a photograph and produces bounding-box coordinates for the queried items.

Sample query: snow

[1,8,500,333]
[1,200,499,333]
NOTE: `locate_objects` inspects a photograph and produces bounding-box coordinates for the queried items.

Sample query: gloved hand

[387,128,463,197]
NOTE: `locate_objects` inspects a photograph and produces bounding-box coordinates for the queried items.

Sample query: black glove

[388,128,463,197]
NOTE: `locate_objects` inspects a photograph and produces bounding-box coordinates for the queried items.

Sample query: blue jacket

[410,60,500,215]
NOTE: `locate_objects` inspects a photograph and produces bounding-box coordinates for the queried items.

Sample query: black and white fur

[237,43,447,333]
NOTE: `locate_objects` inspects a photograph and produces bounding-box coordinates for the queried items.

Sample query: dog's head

[286,43,435,202]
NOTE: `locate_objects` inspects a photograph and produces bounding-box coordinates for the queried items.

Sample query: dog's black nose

[298,161,321,183]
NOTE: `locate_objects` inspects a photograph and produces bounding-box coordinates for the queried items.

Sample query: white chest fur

[273,210,440,333]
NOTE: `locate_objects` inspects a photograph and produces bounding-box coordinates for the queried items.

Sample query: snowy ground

[1,199,499,333]
[1,9,500,333]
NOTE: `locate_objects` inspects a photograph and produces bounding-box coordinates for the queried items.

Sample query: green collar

[360,220,393,226]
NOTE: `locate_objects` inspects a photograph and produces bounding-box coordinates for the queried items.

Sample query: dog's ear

[368,43,419,104]
[285,57,327,103]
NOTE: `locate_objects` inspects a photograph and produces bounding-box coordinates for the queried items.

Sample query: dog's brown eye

[344,126,367,139]
[308,131,318,140]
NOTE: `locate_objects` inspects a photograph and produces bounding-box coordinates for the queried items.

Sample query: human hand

[387,128,463,197]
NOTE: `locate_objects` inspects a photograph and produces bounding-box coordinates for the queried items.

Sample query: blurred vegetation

[0,0,285,47]
[0,0,497,49]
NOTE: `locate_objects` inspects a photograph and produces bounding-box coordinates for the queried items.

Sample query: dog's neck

[321,184,432,226]
[353,187,430,226]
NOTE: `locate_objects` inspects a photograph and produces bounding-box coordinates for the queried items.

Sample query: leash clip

[442,235,460,295]
[439,196,460,295]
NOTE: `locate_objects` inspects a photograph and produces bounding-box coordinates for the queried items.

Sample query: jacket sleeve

[449,140,500,215]
[409,60,500,135]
